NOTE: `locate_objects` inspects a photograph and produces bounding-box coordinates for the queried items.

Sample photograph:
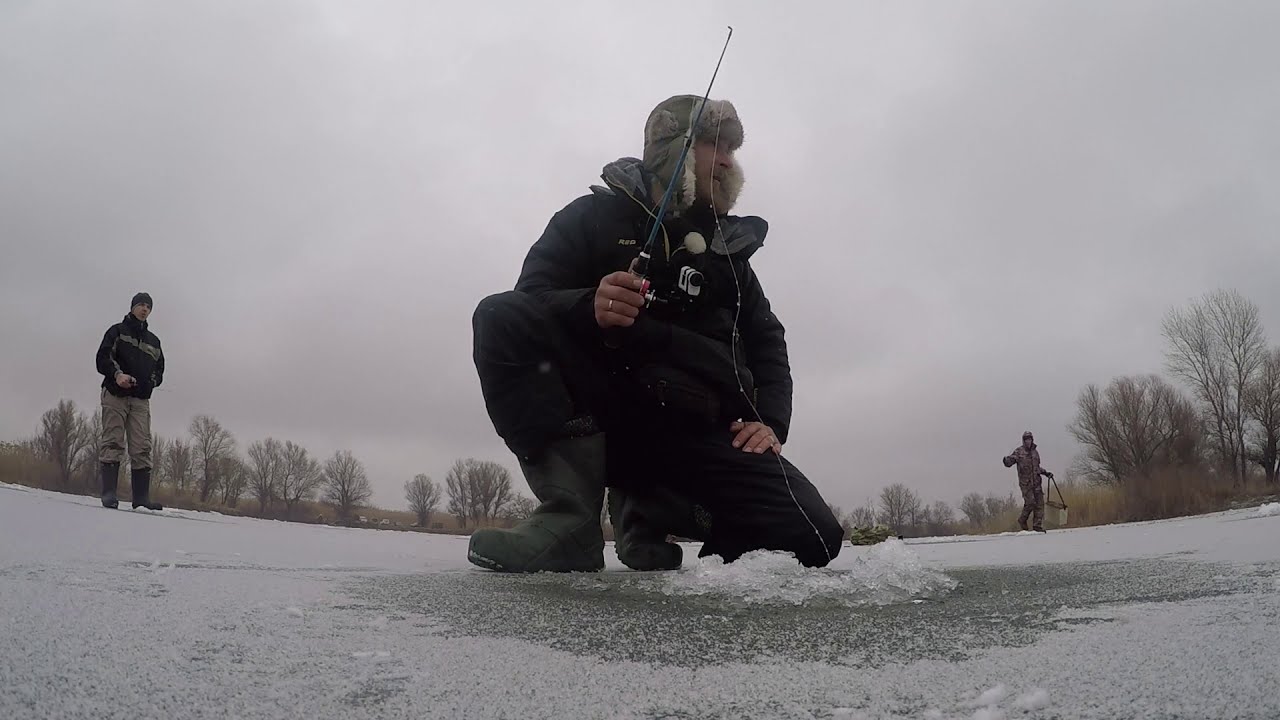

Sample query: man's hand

[730,420,781,454]
[115,372,136,388]
[1044,471,1055,480]
[595,271,646,329]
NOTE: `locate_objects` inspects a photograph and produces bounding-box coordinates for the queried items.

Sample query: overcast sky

[3,1,1278,513]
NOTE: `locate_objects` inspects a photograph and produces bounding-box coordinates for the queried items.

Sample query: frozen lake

[2,482,1278,719]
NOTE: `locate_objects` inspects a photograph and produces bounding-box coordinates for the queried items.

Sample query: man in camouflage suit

[1003,431,1053,532]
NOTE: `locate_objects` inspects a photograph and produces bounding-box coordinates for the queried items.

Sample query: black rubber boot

[100,462,120,509]
[467,433,606,573]
[130,467,163,511]
[607,486,708,571]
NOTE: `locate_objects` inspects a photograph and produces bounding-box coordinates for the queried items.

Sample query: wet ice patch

[656,539,956,608]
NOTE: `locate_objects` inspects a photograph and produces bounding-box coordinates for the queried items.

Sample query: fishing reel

[633,251,705,313]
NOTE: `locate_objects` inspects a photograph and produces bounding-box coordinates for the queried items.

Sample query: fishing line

[705,52,834,567]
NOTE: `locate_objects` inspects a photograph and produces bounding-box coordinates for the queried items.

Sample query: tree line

[4,405,538,530]
[11,408,377,521]
[407,459,537,530]
[8,287,1274,537]
[1069,288,1280,490]
[831,288,1278,536]
[829,484,1020,537]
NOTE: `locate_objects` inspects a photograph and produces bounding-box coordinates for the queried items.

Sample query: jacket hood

[591,156,768,261]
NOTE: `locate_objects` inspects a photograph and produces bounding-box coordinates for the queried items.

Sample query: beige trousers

[100,388,152,469]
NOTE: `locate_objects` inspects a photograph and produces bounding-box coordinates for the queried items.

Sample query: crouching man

[466,94,843,573]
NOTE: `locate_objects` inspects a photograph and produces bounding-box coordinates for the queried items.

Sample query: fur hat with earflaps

[641,94,745,216]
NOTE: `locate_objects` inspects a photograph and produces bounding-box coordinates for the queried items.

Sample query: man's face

[1023,437,1033,449]
[132,303,151,322]
[692,138,736,211]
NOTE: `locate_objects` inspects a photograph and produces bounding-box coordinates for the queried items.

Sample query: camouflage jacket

[1004,444,1049,484]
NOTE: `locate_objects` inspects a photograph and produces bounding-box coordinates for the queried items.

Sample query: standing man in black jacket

[467,95,843,573]
[95,292,165,510]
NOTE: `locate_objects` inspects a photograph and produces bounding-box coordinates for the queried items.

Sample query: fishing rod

[631,25,734,307]
[624,26,835,566]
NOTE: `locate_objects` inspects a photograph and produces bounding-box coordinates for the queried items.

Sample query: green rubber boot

[467,433,606,573]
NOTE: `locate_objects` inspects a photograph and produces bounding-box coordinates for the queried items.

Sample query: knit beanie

[131,292,153,310]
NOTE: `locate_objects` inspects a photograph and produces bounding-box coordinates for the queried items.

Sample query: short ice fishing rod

[631,25,734,306]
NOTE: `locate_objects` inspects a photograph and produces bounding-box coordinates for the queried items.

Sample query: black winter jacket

[514,158,795,442]
[96,313,165,400]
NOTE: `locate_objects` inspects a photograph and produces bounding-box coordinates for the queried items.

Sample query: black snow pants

[472,290,844,568]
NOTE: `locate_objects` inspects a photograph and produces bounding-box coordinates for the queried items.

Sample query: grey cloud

[3,1,1278,511]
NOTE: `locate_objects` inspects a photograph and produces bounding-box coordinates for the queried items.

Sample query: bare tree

[246,438,282,514]
[33,399,92,488]
[151,435,171,487]
[848,501,878,529]
[218,455,248,507]
[165,439,194,492]
[959,492,987,527]
[904,492,924,534]
[916,503,935,535]
[1246,347,1280,484]
[1068,374,1202,485]
[277,440,323,519]
[405,473,442,527]
[501,494,538,524]
[469,460,514,522]
[984,493,1018,520]
[930,500,955,530]
[323,450,372,522]
[1163,289,1267,485]
[1065,452,1093,486]
[445,458,514,527]
[445,460,475,528]
[189,415,235,501]
[878,483,917,533]
[74,412,103,491]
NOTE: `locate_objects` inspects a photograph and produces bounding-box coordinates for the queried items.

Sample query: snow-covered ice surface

[2,482,1278,719]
